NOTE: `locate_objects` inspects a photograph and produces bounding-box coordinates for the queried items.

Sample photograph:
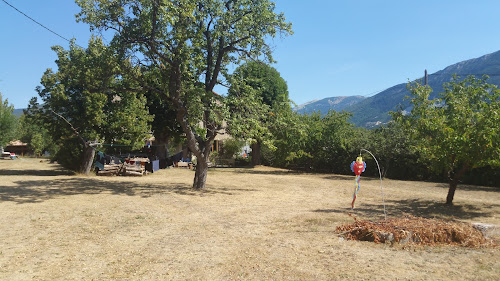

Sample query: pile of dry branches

[337,215,495,248]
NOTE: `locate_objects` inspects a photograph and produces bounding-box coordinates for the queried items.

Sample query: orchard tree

[282,110,353,172]
[228,61,289,165]
[317,110,356,173]
[16,112,51,157]
[0,93,17,153]
[76,0,292,188]
[16,97,60,157]
[265,106,307,167]
[36,37,152,174]
[392,76,500,204]
[368,121,422,179]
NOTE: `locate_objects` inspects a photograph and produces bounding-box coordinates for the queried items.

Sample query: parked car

[1,151,16,160]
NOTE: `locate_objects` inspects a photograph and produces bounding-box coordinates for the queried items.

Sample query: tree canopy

[392,76,500,204]
[230,61,289,106]
[0,93,17,150]
[16,102,54,157]
[34,37,152,173]
[227,61,289,164]
[76,0,292,188]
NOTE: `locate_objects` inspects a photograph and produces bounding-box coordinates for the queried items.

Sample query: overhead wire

[362,72,500,97]
[1,0,84,48]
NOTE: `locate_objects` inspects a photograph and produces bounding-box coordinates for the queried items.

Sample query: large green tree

[265,108,354,172]
[0,93,17,152]
[16,109,51,157]
[392,76,500,204]
[36,37,152,174]
[228,61,289,165]
[76,0,292,188]
[231,61,289,106]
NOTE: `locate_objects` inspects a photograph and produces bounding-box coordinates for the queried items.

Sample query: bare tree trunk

[169,62,218,190]
[80,144,95,175]
[445,181,458,205]
[50,110,97,175]
[173,95,213,190]
[194,154,209,189]
[154,132,170,166]
[445,163,469,205]
[251,141,261,166]
[382,159,390,179]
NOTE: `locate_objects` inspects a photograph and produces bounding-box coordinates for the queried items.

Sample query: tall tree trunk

[194,153,209,189]
[154,133,170,168]
[445,163,469,205]
[173,93,213,190]
[169,62,216,190]
[251,141,261,166]
[445,181,458,205]
[382,158,390,179]
[80,144,95,175]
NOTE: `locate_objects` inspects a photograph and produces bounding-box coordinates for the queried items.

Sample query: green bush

[221,139,245,159]
[53,138,84,171]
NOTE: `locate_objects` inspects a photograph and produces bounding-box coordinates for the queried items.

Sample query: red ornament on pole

[350,156,366,209]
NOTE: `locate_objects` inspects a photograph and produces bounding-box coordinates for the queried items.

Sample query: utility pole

[424,69,428,86]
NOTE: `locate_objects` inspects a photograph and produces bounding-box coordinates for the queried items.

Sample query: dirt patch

[1,158,500,280]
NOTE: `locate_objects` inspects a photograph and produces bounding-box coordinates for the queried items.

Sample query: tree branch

[50,110,99,147]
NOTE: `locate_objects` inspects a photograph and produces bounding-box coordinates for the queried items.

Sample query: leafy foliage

[230,61,289,106]
[366,122,427,180]
[226,79,271,145]
[391,76,500,203]
[35,37,152,172]
[264,108,356,172]
[76,0,292,188]
[227,61,289,165]
[0,93,17,148]
[220,138,246,159]
[16,100,56,157]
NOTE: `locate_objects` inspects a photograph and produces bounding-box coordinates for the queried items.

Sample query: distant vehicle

[1,151,16,160]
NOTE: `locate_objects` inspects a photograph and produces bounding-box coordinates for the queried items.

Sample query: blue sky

[2,0,500,109]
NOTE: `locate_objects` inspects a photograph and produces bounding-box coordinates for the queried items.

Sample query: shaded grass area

[0,177,260,204]
[0,168,74,177]
[314,199,500,221]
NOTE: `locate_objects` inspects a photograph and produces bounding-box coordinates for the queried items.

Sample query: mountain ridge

[297,50,500,127]
[293,96,365,115]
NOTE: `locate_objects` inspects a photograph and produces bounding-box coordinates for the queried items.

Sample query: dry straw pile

[337,214,496,248]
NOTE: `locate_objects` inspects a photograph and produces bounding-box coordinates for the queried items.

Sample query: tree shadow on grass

[321,174,382,182]
[0,169,75,176]
[314,198,500,222]
[217,168,306,176]
[0,177,253,204]
[436,182,500,193]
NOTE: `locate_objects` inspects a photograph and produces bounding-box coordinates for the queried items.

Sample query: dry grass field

[1,158,499,280]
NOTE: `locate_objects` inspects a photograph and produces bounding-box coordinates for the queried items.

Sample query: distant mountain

[13,108,25,117]
[297,50,500,127]
[293,96,365,115]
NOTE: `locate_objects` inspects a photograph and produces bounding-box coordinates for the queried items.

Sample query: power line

[430,73,500,77]
[362,72,500,97]
[1,0,84,48]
